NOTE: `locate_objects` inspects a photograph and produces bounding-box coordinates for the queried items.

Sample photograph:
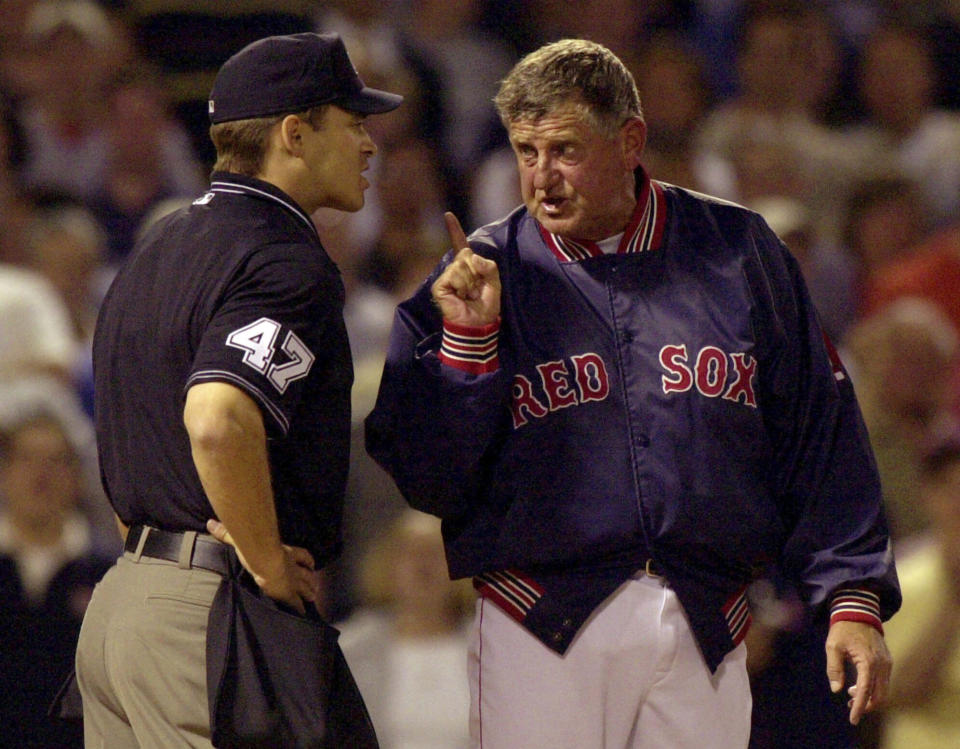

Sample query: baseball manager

[366,38,900,748]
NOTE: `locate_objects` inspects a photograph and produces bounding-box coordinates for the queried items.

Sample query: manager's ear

[621,116,647,170]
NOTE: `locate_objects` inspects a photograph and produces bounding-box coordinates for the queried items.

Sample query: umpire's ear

[278,113,306,157]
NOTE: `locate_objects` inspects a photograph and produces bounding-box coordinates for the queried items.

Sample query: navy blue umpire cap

[208,32,403,124]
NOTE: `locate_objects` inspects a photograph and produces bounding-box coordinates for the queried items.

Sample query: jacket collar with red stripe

[537,167,667,263]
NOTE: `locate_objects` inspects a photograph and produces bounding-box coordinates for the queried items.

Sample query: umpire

[75,32,401,746]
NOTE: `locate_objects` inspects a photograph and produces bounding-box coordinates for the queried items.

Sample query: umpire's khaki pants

[76,552,222,748]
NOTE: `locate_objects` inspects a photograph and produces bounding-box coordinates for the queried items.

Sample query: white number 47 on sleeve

[226,317,315,394]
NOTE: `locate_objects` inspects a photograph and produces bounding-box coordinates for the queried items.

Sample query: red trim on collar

[537,170,667,262]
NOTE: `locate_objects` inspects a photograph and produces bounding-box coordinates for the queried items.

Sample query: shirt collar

[206,172,318,238]
[537,167,667,263]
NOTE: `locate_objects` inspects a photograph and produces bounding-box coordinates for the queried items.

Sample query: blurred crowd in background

[0,0,959,747]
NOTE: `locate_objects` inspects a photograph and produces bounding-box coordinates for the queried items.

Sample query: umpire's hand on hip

[207,518,321,614]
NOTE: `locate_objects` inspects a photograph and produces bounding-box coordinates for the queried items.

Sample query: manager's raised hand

[432,211,501,327]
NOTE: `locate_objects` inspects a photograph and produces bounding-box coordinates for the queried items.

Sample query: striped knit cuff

[438,318,500,374]
[829,588,883,634]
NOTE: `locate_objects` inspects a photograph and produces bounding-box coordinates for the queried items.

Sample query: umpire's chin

[327,174,369,214]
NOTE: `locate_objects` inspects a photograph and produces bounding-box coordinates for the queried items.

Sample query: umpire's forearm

[184,381,286,579]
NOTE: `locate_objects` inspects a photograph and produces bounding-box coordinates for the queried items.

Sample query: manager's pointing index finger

[443,211,498,282]
[445,211,469,252]
[432,212,501,326]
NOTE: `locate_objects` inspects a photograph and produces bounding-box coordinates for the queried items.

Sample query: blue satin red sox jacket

[365,170,901,672]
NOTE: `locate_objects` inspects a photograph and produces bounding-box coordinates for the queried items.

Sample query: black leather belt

[124,525,232,576]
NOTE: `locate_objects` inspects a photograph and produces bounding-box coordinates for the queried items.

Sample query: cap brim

[339,87,403,114]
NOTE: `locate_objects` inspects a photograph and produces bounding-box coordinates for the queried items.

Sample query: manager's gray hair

[494,39,642,138]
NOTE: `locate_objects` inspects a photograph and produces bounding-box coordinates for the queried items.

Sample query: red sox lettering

[511,353,610,428]
[510,345,758,430]
[659,344,757,407]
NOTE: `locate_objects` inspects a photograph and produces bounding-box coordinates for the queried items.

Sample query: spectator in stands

[0,261,77,387]
[879,422,960,749]
[323,134,450,413]
[694,0,862,242]
[13,0,132,203]
[24,205,108,345]
[350,135,448,374]
[843,297,960,543]
[354,141,449,311]
[862,219,960,338]
[0,0,46,111]
[795,3,862,127]
[0,0,38,57]
[846,19,960,228]
[22,205,111,416]
[0,402,116,748]
[525,0,692,69]
[632,32,733,196]
[86,63,205,264]
[685,0,745,100]
[399,0,514,212]
[337,509,475,749]
[839,174,930,319]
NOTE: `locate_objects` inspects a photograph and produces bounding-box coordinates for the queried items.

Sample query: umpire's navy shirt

[93,172,352,565]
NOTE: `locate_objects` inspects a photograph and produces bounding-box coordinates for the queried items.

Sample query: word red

[511,353,610,428]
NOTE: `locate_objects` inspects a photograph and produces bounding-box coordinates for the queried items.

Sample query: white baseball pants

[468,572,751,749]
